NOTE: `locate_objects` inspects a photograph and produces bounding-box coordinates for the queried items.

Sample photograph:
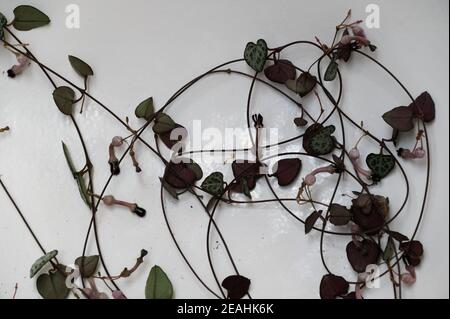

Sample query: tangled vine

[1,7,434,299]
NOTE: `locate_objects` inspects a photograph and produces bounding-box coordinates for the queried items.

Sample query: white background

[0,0,448,299]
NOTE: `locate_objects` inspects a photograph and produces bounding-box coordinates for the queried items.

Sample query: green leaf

[153,113,176,134]
[242,178,252,199]
[53,86,75,116]
[324,60,338,81]
[62,142,92,208]
[244,39,268,72]
[306,125,336,155]
[145,265,173,299]
[0,13,7,39]
[297,72,317,97]
[135,97,155,121]
[68,55,94,77]
[201,172,224,196]
[12,5,50,31]
[286,72,317,97]
[383,237,395,262]
[30,250,58,278]
[36,271,69,299]
[75,255,99,278]
[159,177,179,200]
[366,153,396,181]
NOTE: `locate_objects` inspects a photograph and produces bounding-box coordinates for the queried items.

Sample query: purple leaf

[222,275,251,299]
[305,211,322,234]
[408,91,435,122]
[382,106,414,132]
[264,60,296,84]
[272,158,302,186]
[346,239,380,273]
[319,274,349,299]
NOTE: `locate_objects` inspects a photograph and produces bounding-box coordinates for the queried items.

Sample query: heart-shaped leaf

[53,86,75,116]
[222,275,251,299]
[346,239,380,273]
[297,72,317,97]
[382,106,414,132]
[186,160,203,181]
[153,113,177,134]
[244,39,268,72]
[159,124,188,150]
[145,265,173,299]
[329,204,352,226]
[163,161,197,189]
[135,97,155,121]
[324,60,339,81]
[30,250,58,278]
[264,60,296,84]
[75,255,99,278]
[319,274,349,299]
[232,160,261,192]
[303,124,336,156]
[13,5,50,31]
[36,271,69,299]
[366,153,396,180]
[201,172,225,196]
[408,91,435,122]
[68,55,94,77]
[272,158,302,186]
[305,211,322,234]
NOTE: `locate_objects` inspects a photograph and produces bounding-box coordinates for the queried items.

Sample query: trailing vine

[0,7,434,299]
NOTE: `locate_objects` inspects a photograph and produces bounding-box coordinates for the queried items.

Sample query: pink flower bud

[413,147,426,158]
[102,195,116,206]
[304,174,316,186]
[349,147,360,160]
[111,136,124,147]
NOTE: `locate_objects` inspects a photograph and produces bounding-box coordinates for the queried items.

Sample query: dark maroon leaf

[231,160,261,191]
[159,124,188,150]
[400,241,424,266]
[329,204,352,226]
[305,211,322,234]
[382,106,414,132]
[272,158,302,186]
[346,240,380,273]
[408,91,435,122]
[351,204,385,235]
[319,274,349,299]
[264,60,296,84]
[221,275,251,299]
[334,43,352,62]
[163,161,197,189]
[297,72,317,97]
[386,230,409,243]
[294,117,308,127]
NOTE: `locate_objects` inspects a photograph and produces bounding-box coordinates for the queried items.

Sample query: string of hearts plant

[0,6,434,299]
